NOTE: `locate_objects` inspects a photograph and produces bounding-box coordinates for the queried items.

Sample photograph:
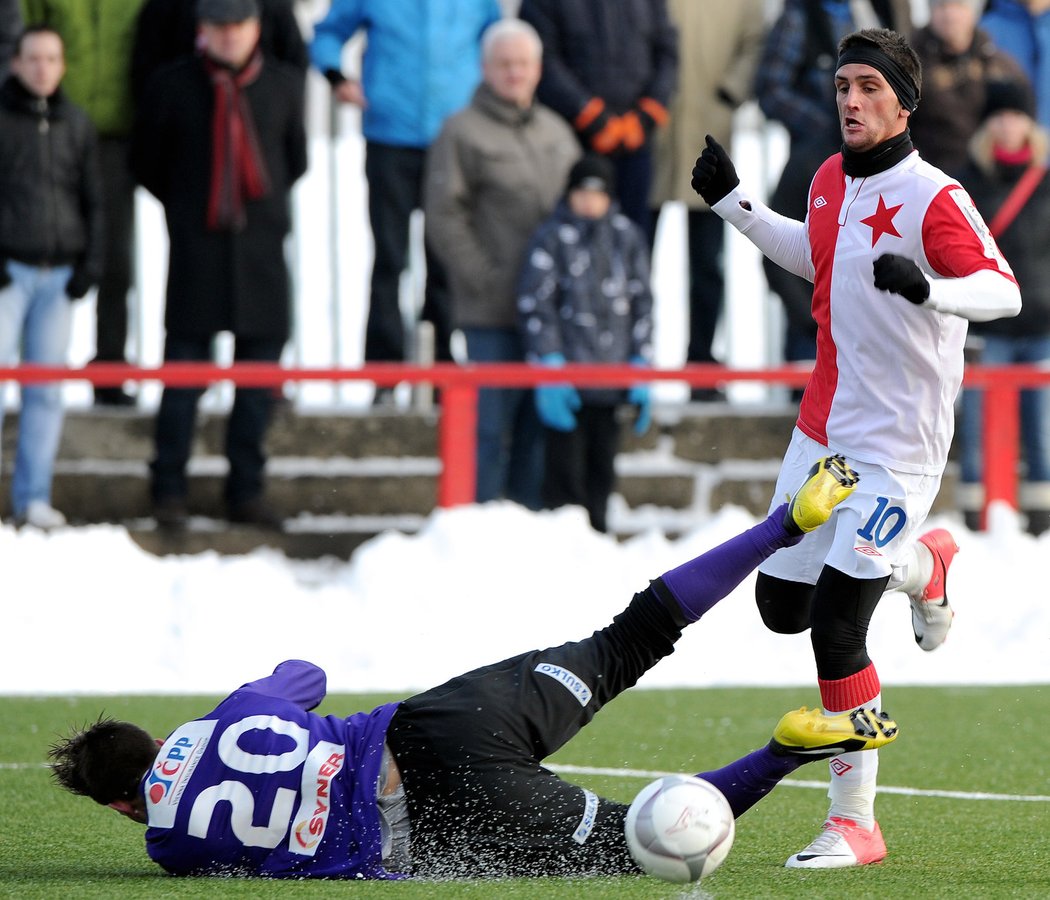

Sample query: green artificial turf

[1,686,1047,899]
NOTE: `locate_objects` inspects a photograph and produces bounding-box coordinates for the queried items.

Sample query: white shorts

[759,429,942,583]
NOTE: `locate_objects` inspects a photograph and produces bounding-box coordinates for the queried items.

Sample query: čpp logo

[147,736,196,804]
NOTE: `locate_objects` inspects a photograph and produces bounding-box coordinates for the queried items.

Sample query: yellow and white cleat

[769,706,899,759]
[785,454,859,535]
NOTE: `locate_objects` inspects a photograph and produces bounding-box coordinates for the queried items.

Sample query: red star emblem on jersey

[861,194,904,247]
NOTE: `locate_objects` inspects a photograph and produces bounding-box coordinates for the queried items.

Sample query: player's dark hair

[838,28,922,98]
[48,717,157,805]
[15,24,64,56]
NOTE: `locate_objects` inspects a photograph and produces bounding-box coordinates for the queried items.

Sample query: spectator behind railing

[24,0,149,408]
[0,24,103,530]
[909,0,1029,178]
[424,18,579,510]
[131,0,307,532]
[517,155,654,533]
[309,0,501,402]
[649,0,765,403]
[519,0,678,236]
[956,79,1050,535]
[981,0,1050,129]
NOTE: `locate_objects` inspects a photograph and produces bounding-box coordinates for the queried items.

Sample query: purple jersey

[141,660,401,879]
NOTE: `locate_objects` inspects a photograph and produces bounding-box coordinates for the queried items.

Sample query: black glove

[0,259,10,292]
[873,253,929,304]
[690,134,740,206]
[65,267,94,300]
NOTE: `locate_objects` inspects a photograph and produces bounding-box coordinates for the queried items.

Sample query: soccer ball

[624,774,735,883]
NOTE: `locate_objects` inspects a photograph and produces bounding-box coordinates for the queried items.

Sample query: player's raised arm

[691,134,813,280]
[236,659,328,710]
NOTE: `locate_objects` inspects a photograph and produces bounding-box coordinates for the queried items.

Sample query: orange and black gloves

[620,97,669,152]
[690,134,740,206]
[575,97,669,155]
[574,97,622,154]
[873,254,930,304]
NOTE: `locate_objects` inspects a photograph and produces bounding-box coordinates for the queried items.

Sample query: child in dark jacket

[517,155,653,532]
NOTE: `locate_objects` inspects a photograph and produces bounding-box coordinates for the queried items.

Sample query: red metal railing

[2,361,1047,523]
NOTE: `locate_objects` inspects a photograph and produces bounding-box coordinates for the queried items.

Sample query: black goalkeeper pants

[385,585,683,878]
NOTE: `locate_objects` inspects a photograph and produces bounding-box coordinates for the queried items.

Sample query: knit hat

[983,79,1036,121]
[196,0,260,23]
[566,154,616,194]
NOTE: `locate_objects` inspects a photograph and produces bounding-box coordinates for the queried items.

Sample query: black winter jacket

[0,76,103,279]
[519,0,677,119]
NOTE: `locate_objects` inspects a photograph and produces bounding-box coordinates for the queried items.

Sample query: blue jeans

[0,261,73,516]
[462,327,545,510]
[959,334,1050,484]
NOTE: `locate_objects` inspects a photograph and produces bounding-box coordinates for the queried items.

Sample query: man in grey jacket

[425,18,579,509]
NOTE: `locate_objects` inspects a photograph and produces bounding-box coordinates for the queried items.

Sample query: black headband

[837,46,919,112]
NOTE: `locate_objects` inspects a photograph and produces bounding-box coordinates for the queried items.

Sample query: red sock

[818,663,880,712]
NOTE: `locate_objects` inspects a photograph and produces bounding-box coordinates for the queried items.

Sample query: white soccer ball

[624,774,735,883]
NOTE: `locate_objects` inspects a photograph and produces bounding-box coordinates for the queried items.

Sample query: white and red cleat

[911,528,958,651]
[785,816,887,868]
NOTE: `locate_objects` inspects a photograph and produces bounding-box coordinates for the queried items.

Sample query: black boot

[1025,509,1050,537]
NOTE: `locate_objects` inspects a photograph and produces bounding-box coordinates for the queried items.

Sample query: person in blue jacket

[309,0,502,383]
[49,457,901,880]
[982,0,1050,128]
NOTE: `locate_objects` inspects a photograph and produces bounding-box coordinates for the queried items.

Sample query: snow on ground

[3,501,1046,696]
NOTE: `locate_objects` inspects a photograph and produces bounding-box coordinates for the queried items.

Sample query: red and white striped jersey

[716,150,1021,475]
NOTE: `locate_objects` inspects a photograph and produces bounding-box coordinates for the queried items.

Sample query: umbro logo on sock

[830,758,854,777]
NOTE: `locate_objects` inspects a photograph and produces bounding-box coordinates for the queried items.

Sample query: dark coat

[962,128,1050,339]
[132,55,307,341]
[518,0,678,119]
[0,76,103,280]
[517,200,653,406]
